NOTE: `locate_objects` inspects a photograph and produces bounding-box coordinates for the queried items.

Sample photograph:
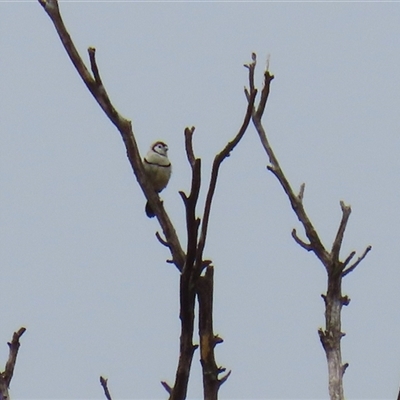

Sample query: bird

[143,141,171,218]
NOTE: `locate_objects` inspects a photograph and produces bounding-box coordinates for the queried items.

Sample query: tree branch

[197,266,230,400]
[331,201,352,265]
[156,231,170,248]
[255,62,273,119]
[291,229,313,251]
[248,54,331,268]
[184,127,196,169]
[342,245,372,277]
[248,53,371,400]
[0,327,26,399]
[342,251,356,269]
[38,0,185,271]
[167,270,198,400]
[195,75,257,272]
[99,376,113,400]
[161,380,173,395]
[184,158,202,274]
[165,133,202,400]
[88,47,103,86]
[298,182,306,201]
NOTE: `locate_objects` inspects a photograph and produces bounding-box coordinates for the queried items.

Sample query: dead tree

[245,54,371,400]
[0,328,26,400]
[37,1,257,399]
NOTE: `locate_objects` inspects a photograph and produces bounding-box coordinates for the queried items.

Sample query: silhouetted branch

[185,158,202,272]
[165,64,256,400]
[177,61,255,400]
[88,47,103,86]
[38,0,185,271]
[38,4,260,400]
[184,127,196,168]
[219,370,232,386]
[255,63,273,119]
[331,202,352,264]
[166,133,202,400]
[248,55,333,268]
[195,75,257,272]
[167,268,198,400]
[197,266,230,400]
[342,251,356,269]
[161,380,173,395]
[342,245,372,277]
[100,376,113,400]
[247,53,371,400]
[0,327,26,399]
[291,229,313,251]
[156,231,170,248]
[298,183,305,201]
[172,95,255,397]
[244,52,257,94]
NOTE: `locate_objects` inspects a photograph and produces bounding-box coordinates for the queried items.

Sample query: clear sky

[1,1,400,399]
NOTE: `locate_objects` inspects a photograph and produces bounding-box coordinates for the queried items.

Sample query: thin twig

[342,251,356,269]
[298,183,305,201]
[3,327,26,386]
[255,60,274,119]
[155,231,170,248]
[331,202,352,265]
[100,376,113,400]
[342,245,372,277]
[0,327,26,400]
[291,229,313,251]
[161,380,173,395]
[244,52,257,94]
[195,82,257,272]
[184,127,196,168]
[88,47,103,86]
[218,369,232,386]
[184,159,202,273]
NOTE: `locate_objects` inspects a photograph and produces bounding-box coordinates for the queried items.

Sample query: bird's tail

[145,201,156,218]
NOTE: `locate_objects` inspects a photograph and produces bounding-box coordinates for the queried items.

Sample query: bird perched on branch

[143,141,171,218]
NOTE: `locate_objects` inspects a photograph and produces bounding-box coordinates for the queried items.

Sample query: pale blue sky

[1,1,400,399]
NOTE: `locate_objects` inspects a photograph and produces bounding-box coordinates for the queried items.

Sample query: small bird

[143,141,171,218]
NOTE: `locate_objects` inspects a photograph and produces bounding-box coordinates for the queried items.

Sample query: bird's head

[151,141,169,157]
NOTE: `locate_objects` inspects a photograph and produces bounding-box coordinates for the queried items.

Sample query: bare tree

[37,1,256,399]
[30,2,372,400]
[0,328,26,400]
[245,54,371,400]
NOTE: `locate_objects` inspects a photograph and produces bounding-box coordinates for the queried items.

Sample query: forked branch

[38,0,185,271]
[342,245,372,277]
[247,53,371,400]
[169,68,257,400]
